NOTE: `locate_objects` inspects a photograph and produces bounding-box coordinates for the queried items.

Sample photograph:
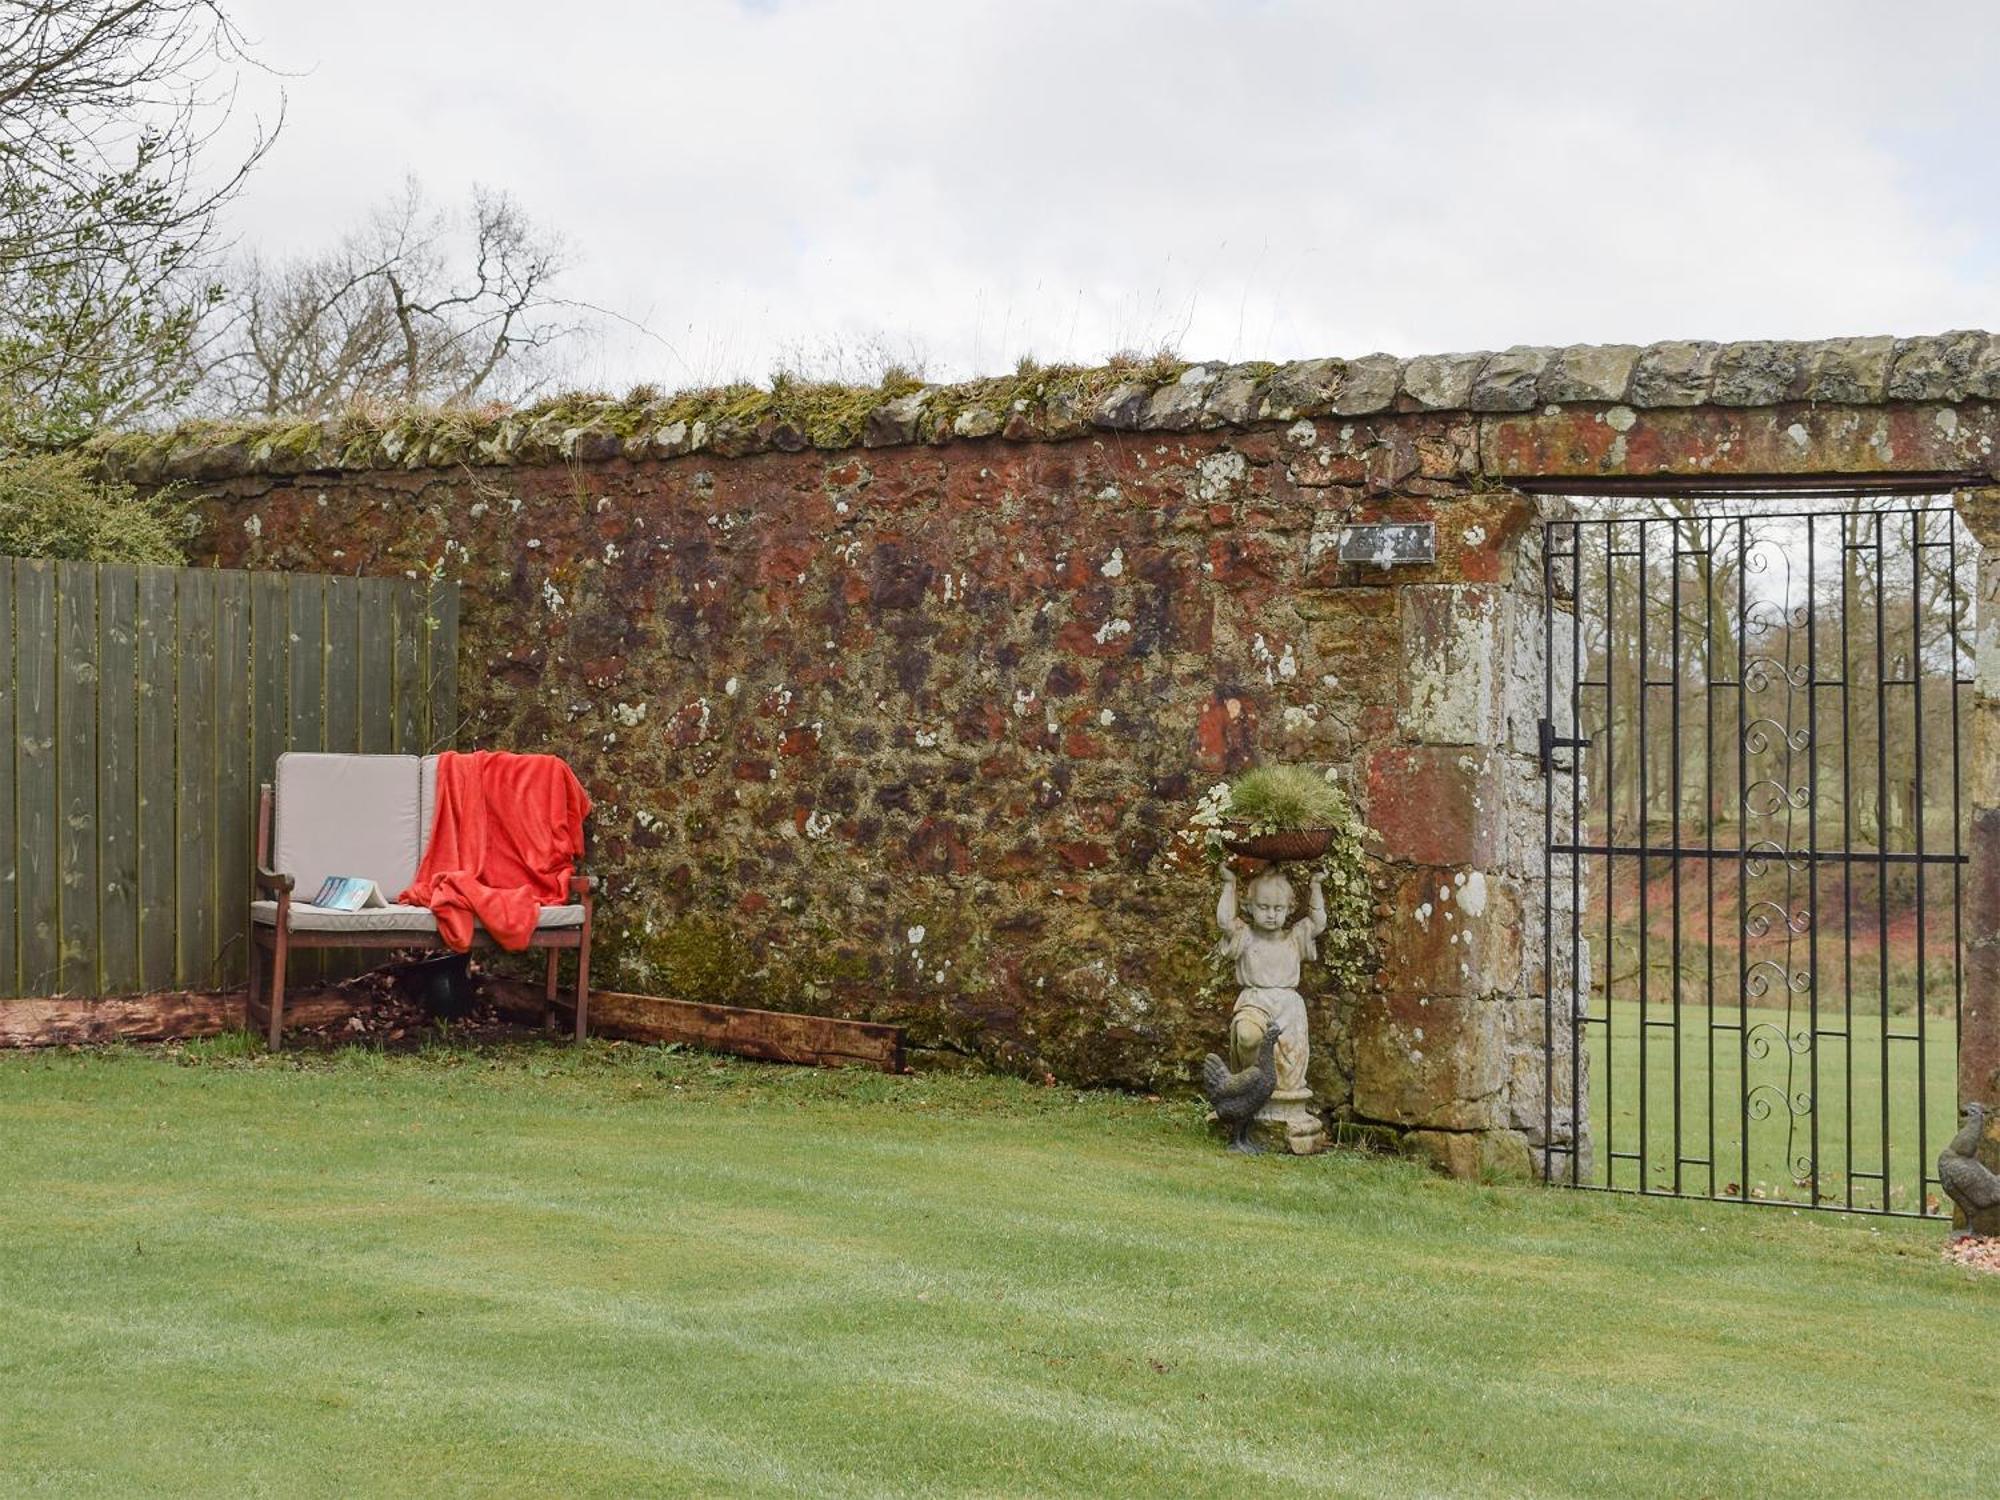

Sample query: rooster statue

[1203,1021,1283,1154]
[1940,1102,2000,1234]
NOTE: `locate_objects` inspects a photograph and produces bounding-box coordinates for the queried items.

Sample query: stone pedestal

[1256,1089,1328,1155]
[1209,1089,1327,1155]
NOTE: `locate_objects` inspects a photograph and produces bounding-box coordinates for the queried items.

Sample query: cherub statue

[1216,863,1326,1099]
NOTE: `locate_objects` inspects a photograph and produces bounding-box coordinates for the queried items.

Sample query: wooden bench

[250,752,595,1047]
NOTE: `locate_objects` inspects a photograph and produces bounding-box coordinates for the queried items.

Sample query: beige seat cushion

[273,753,423,899]
[252,901,586,934]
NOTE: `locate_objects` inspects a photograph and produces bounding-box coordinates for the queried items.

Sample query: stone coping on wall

[91,330,2000,483]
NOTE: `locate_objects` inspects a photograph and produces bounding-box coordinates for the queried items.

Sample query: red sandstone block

[907,817,972,875]
[1349,990,1508,1131]
[1361,746,1502,866]
[1194,691,1258,773]
[1055,841,1111,871]
[778,724,821,756]
[1375,866,1523,1001]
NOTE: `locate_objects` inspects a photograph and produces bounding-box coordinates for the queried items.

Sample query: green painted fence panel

[15,561,58,995]
[134,567,178,990]
[0,559,456,1000]
[56,563,98,994]
[391,579,425,755]
[0,564,15,994]
[324,581,359,755]
[249,570,288,800]
[215,572,252,982]
[287,573,325,757]
[358,578,394,754]
[426,580,458,752]
[96,567,140,995]
[176,570,218,988]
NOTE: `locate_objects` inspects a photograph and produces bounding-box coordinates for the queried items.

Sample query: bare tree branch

[198,179,583,417]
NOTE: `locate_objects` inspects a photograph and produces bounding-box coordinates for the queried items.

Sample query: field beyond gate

[1541,497,1970,1215]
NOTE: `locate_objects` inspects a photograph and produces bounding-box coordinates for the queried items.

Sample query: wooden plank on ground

[0,991,241,1047]
[357,577,394,753]
[249,570,288,797]
[323,577,359,753]
[134,567,178,990]
[214,570,252,986]
[55,563,98,994]
[494,982,906,1071]
[390,578,425,753]
[0,562,15,997]
[96,567,140,993]
[14,560,58,995]
[286,572,324,753]
[425,580,458,750]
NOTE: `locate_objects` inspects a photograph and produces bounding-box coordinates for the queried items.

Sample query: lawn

[0,1039,1992,1499]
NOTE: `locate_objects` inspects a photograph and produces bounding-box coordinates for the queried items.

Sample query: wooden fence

[0,558,458,1000]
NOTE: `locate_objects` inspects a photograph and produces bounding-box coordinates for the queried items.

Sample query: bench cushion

[273,753,423,899]
[252,901,587,934]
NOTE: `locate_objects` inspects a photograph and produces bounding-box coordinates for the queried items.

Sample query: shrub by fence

[0,558,457,999]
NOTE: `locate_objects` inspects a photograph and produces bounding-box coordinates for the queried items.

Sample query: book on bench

[307,875,391,911]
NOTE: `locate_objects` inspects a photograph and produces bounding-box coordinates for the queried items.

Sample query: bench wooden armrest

[256,868,295,896]
[569,873,598,898]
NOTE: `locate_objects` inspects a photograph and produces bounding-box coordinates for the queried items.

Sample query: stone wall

[150,331,2000,1177]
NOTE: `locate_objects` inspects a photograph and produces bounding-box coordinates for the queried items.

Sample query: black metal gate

[1539,497,1970,1216]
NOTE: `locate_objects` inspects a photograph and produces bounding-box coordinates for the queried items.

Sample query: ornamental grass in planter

[1206,765,1353,861]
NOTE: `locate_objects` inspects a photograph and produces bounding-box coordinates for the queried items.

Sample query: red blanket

[399,751,591,952]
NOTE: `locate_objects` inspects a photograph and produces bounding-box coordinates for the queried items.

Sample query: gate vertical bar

[1705,518,1718,1200]
[1949,512,1965,1051]
[1542,522,1556,1183]
[1912,509,1930,1208]
[1670,521,1684,1194]
[1874,513,1891,1212]
[1604,520,1618,1187]
[1841,518,1857,1208]
[1638,517,1651,1191]
[1571,525,1584,1187]
[1807,516,1821,1205]
[1737,516,1750,1200]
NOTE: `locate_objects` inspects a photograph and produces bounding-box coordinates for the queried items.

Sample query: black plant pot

[407,952,475,1018]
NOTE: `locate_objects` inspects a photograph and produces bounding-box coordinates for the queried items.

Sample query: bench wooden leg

[573,939,590,1043]
[267,930,288,1050]
[543,948,559,1033]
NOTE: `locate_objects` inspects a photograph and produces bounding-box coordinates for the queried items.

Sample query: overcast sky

[220,0,2000,391]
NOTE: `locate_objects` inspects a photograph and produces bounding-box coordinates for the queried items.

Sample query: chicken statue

[1938,1101,2000,1233]
[1202,1021,1282,1154]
